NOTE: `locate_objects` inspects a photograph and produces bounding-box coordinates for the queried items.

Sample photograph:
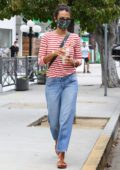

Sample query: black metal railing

[0,56,39,89]
[0,57,15,87]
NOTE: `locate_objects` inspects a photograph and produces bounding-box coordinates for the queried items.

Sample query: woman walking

[39,4,82,169]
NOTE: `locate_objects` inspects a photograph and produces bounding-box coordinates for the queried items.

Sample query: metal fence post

[104,24,108,96]
[14,57,17,84]
[37,56,39,72]
[25,56,28,79]
[0,57,3,92]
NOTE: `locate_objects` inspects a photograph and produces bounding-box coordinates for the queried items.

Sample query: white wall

[0,17,16,44]
[16,16,22,56]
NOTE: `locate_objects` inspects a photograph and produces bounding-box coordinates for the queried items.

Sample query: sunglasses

[58,17,71,22]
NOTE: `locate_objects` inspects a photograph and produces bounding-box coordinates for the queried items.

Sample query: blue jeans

[45,73,78,152]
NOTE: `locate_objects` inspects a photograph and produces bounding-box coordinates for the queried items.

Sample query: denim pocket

[70,73,77,82]
[46,77,57,86]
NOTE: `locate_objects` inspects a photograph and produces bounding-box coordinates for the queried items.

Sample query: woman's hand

[65,56,81,67]
[43,48,65,64]
[53,48,66,57]
[65,56,74,66]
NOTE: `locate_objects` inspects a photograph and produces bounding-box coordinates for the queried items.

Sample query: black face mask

[57,18,71,30]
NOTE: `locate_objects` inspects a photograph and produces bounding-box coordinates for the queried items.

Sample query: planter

[16,77,29,91]
[37,74,46,84]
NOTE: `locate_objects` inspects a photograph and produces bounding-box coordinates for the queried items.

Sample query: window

[0,29,12,48]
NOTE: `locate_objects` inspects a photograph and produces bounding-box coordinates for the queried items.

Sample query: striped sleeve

[74,35,82,64]
[38,34,48,66]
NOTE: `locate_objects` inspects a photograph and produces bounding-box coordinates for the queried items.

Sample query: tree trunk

[95,21,120,87]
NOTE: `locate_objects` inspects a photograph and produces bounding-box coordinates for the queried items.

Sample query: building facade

[0,17,17,57]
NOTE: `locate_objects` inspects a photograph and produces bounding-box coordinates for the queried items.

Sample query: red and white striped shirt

[38,31,82,78]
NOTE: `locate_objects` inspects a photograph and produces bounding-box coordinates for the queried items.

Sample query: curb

[81,104,120,170]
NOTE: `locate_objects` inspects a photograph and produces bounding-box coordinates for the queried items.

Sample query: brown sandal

[57,160,67,169]
[57,152,67,169]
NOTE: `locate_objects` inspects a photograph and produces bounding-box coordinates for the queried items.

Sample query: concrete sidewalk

[0,63,120,170]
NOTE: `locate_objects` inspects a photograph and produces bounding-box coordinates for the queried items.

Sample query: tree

[72,0,120,87]
[0,0,120,87]
[0,0,59,21]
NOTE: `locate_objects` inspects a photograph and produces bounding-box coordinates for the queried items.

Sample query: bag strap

[48,32,70,68]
